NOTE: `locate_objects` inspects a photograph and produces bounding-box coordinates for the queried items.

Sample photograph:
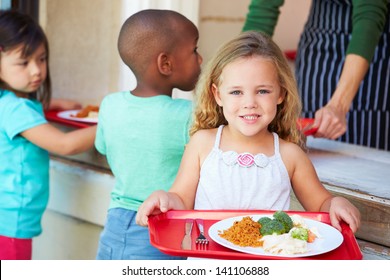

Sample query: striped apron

[296,0,390,150]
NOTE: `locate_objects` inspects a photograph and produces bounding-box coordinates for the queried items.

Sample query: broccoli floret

[257,217,272,226]
[260,219,285,236]
[273,211,293,233]
[290,227,309,241]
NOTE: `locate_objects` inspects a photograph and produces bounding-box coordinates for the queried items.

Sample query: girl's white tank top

[194,125,291,210]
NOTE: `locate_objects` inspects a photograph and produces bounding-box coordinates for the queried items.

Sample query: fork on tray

[195,219,209,246]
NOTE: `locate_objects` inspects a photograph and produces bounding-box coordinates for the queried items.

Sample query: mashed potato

[261,234,308,254]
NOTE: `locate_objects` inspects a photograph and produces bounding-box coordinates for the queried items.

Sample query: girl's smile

[240,113,261,124]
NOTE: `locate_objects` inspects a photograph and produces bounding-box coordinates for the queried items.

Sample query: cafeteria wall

[33,0,310,259]
[39,0,309,105]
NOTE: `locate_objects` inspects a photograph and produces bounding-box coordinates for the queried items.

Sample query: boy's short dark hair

[117,9,193,78]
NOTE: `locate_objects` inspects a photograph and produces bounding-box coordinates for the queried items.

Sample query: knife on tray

[181,219,194,250]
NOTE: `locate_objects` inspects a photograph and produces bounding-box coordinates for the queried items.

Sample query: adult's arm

[347,0,388,62]
[242,0,285,36]
[314,0,388,139]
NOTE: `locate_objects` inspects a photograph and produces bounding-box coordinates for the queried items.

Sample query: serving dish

[44,110,95,128]
[57,109,98,123]
[298,118,318,136]
[209,214,343,258]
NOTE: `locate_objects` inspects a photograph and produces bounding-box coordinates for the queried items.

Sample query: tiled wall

[40,0,122,106]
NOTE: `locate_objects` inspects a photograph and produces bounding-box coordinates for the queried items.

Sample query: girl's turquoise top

[0,89,49,238]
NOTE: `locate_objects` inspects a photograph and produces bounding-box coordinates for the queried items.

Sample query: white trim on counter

[307,137,390,164]
[48,159,114,227]
[307,138,390,199]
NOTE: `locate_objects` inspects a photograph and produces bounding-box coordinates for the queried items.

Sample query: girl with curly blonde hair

[137,31,360,235]
[191,30,304,148]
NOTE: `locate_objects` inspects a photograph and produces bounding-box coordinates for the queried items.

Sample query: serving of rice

[218,216,263,247]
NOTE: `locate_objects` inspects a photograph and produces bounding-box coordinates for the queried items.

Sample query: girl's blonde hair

[190,31,305,148]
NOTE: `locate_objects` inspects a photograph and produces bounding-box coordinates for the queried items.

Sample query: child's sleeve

[4,99,47,140]
[95,123,106,155]
[184,101,193,144]
[94,100,106,155]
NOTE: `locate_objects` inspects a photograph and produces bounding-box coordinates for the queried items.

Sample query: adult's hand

[313,104,347,140]
[312,54,369,140]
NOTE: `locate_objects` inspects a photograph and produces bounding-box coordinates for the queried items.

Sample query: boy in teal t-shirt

[95,9,202,260]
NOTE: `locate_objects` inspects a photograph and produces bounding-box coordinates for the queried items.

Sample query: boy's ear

[157,52,172,76]
[212,83,223,106]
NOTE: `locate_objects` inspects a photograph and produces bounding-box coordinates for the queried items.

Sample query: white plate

[57,110,98,123]
[208,215,343,258]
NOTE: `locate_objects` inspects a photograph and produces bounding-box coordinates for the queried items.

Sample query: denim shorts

[96,207,186,260]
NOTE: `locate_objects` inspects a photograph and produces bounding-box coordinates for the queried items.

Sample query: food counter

[295,138,390,259]
[44,110,110,170]
[32,111,112,259]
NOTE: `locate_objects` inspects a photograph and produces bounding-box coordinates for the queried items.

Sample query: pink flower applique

[222,151,269,168]
[237,153,255,167]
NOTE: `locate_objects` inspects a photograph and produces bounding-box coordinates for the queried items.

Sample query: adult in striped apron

[243,0,390,150]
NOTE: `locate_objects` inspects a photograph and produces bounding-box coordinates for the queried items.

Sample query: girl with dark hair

[0,10,96,260]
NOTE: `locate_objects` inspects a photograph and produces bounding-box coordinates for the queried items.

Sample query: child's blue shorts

[96,207,186,260]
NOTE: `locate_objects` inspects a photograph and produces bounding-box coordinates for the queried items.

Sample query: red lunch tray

[148,210,362,260]
[44,110,94,129]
